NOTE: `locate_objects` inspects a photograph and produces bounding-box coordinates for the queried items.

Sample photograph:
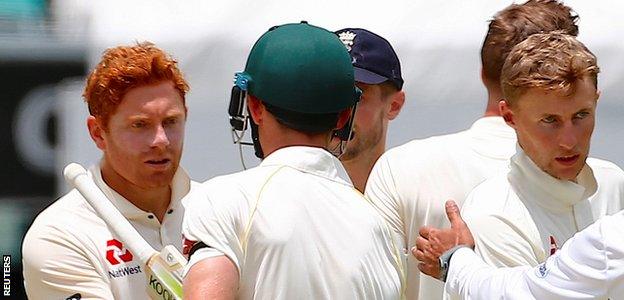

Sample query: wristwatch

[438,245,469,282]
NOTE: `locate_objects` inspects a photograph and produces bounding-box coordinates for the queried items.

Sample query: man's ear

[387,90,405,120]
[335,107,353,129]
[247,94,265,125]
[87,116,106,151]
[499,100,516,128]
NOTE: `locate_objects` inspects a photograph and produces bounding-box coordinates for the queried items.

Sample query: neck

[483,85,503,117]
[100,159,172,222]
[261,128,332,158]
[341,141,385,193]
[516,143,581,184]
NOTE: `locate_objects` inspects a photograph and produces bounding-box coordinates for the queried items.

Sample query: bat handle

[63,162,88,183]
[63,162,158,264]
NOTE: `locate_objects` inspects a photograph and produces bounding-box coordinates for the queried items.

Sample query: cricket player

[333,28,405,192]
[22,42,196,299]
[182,22,403,299]
[414,200,624,299]
[363,1,579,298]
[458,32,624,270]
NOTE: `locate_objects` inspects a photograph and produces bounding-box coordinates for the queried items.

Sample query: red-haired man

[22,42,196,299]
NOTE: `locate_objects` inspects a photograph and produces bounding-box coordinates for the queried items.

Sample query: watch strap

[439,245,469,282]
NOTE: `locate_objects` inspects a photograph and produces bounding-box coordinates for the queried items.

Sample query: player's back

[185,146,403,299]
[365,116,516,299]
[242,164,402,298]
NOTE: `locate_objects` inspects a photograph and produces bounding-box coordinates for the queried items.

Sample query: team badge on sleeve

[535,261,549,278]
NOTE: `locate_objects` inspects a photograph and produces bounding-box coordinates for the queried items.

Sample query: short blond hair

[501,32,599,105]
[481,0,578,84]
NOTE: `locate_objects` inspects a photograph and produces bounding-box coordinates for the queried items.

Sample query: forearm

[446,248,532,300]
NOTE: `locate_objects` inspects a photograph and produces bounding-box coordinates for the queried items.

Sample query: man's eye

[542,116,556,123]
[164,118,177,126]
[132,121,146,128]
[575,111,590,119]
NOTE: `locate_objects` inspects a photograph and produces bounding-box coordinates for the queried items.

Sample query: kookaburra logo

[338,31,357,52]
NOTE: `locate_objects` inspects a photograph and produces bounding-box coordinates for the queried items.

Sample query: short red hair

[83,42,189,127]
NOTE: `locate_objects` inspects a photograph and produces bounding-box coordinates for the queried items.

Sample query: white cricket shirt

[22,164,194,300]
[462,145,624,268]
[183,146,404,299]
[364,116,516,299]
[446,209,624,299]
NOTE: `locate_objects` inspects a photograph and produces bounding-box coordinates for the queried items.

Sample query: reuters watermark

[3,255,10,297]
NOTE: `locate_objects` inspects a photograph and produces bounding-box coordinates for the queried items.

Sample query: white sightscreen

[53,0,624,191]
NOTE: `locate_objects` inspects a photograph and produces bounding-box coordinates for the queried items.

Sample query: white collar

[89,163,191,219]
[507,144,597,212]
[260,146,352,187]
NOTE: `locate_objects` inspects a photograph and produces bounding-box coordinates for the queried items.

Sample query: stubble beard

[341,125,383,162]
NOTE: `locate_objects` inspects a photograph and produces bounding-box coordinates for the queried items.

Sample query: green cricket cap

[242,21,359,114]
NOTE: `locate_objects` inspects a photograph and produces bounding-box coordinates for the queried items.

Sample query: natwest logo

[106,239,133,265]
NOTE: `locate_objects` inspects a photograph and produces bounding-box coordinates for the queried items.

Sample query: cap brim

[354,67,388,84]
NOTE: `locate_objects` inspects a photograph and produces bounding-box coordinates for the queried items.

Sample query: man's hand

[412,200,475,279]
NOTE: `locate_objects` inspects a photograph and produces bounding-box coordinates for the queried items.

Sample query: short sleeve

[182,185,245,276]
[22,224,114,300]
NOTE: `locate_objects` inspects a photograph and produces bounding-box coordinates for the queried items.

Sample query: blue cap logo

[338,31,356,52]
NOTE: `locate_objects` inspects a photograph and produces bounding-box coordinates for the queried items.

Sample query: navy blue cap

[335,28,403,90]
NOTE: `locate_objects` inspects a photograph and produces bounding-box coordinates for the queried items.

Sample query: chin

[551,167,583,181]
[139,179,172,189]
[559,174,578,181]
[142,172,175,187]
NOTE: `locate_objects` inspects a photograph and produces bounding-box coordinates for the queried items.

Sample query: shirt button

[148,215,154,219]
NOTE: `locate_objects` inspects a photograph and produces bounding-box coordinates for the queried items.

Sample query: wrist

[438,245,470,282]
